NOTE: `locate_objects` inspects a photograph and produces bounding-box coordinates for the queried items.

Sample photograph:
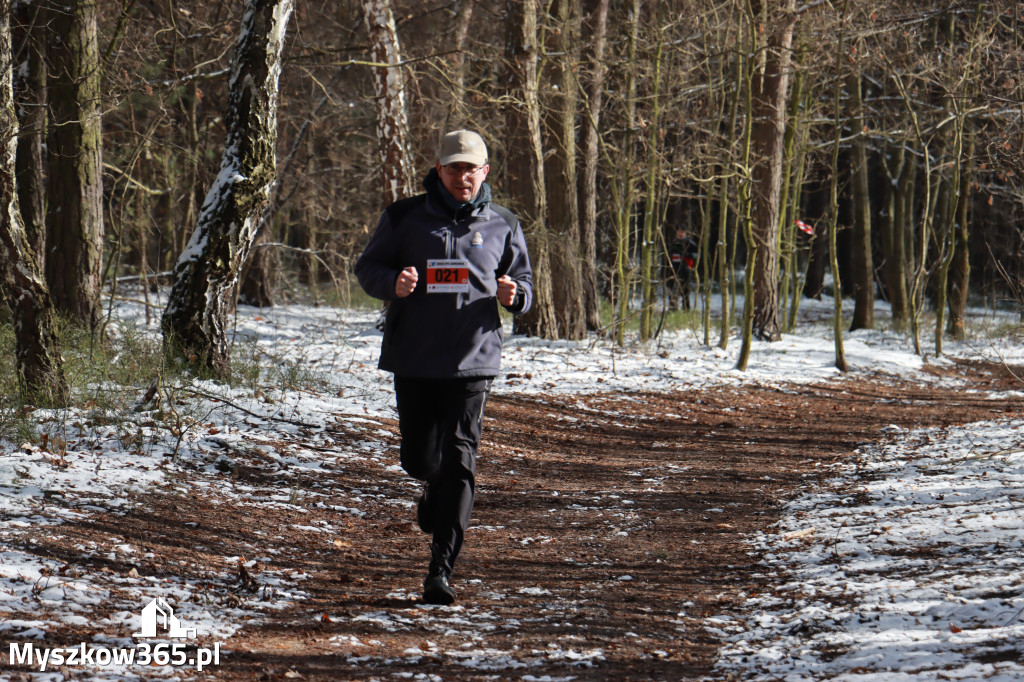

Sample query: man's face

[437,162,489,203]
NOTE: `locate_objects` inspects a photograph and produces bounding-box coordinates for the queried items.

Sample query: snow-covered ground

[713,421,1024,682]
[1,293,1023,680]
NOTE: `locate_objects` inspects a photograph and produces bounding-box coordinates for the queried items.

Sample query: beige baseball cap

[438,130,488,166]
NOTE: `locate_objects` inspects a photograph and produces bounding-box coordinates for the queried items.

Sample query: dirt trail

[5,361,1021,681]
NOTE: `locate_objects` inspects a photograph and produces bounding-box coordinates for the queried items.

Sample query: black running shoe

[423,572,455,605]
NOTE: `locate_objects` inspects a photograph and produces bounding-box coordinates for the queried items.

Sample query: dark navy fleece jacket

[354,172,534,379]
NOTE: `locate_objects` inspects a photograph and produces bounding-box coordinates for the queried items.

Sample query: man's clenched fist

[395,266,418,298]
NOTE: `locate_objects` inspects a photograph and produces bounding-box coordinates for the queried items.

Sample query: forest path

[4,361,1019,681]
[183,361,1019,681]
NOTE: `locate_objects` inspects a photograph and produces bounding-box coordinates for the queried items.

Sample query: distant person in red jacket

[666,228,698,311]
[354,130,533,605]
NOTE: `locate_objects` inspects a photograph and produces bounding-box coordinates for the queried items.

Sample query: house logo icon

[133,598,197,639]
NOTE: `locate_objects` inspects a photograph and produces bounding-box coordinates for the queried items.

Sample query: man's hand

[497,275,517,307]
[395,266,418,298]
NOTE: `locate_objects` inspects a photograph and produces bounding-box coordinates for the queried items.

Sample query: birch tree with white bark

[362,0,415,206]
[161,0,294,378]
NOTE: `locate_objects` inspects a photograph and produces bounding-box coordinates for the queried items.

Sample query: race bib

[426,259,470,293]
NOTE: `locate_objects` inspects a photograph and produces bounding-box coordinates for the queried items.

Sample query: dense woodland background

[2,0,1024,397]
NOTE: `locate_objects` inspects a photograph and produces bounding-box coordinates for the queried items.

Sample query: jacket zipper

[445,220,458,258]
[446,220,460,306]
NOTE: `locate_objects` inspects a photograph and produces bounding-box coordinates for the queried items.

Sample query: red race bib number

[426,259,470,293]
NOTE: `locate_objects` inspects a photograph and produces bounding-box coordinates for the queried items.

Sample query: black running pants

[393,376,492,576]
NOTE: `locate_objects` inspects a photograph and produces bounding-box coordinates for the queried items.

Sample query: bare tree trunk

[162,0,294,377]
[443,0,475,131]
[934,122,966,357]
[749,0,797,342]
[579,0,608,332]
[735,6,757,371]
[801,173,829,299]
[362,0,415,206]
[893,70,935,357]
[698,196,713,344]
[43,0,104,332]
[828,0,849,372]
[639,19,666,342]
[0,1,68,404]
[546,0,585,339]
[843,70,876,329]
[947,134,973,341]
[507,0,557,338]
[612,0,643,346]
[180,83,202,270]
[933,175,953,356]
[777,62,805,332]
[238,244,277,308]
[716,53,744,351]
[848,69,875,331]
[881,142,910,329]
[909,158,931,356]
[828,166,847,372]
[236,234,275,309]
[783,77,812,332]
[935,10,983,354]
[241,77,337,308]
[12,3,46,263]
[898,151,916,327]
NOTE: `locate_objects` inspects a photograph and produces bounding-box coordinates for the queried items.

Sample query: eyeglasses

[442,164,486,178]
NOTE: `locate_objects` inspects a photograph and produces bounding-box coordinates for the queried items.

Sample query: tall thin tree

[828,0,849,372]
[442,0,475,131]
[0,0,68,404]
[43,0,104,332]
[546,0,586,339]
[578,0,609,332]
[748,0,797,342]
[880,140,911,330]
[506,0,557,338]
[848,67,874,331]
[12,3,46,263]
[611,0,643,346]
[639,15,666,342]
[362,0,415,206]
